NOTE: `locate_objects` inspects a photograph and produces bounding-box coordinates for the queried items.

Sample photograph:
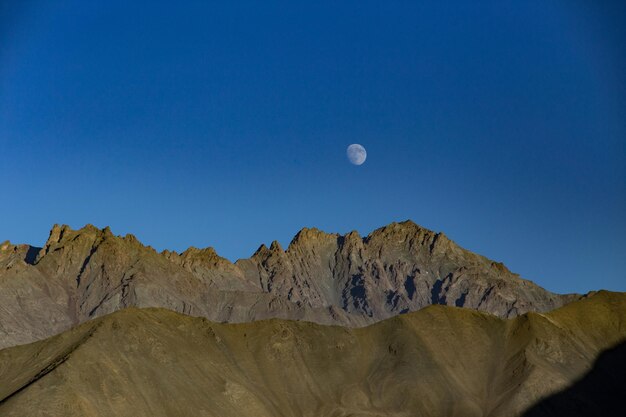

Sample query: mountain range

[0,221,580,349]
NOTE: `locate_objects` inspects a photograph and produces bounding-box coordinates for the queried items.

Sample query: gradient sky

[1,1,624,294]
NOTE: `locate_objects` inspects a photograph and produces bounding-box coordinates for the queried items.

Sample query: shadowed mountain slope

[0,221,579,348]
[0,291,624,417]
[522,340,626,417]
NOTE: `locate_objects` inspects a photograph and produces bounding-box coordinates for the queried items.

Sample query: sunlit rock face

[0,220,579,348]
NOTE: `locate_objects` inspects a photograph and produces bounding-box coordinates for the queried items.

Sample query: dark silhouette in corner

[523,340,626,417]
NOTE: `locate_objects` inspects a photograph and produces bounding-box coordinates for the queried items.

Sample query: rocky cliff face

[0,221,578,348]
[238,221,577,320]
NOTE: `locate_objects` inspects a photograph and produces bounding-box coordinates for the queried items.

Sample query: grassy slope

[0,291,624,417]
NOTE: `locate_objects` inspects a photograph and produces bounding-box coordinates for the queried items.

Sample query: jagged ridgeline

[0,221,579,348]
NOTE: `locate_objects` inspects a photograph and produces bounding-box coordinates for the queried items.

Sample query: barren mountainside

[0,291,624,417]
[0,221,578,348]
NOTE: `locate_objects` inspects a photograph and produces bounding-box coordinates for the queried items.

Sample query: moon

[347,144,367,165]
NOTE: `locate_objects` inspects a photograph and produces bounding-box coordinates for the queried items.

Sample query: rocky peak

[42,224,103,248]
[339,231,365,252]
[269,240,284,253]
[0,240,11,252]
[165,246,234,270]
[181,246,219,258]
[343,230,362,242]
[288,227,338,249]
[367,219,427,238]
[33,224,163,278]
[366,220,436,248]
[44,225,151,250]
[45,224,70,247]
[252,244,270,258]
[0,241,33,265]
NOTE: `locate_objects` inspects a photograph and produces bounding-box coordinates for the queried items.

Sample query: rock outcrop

[0,221,579,348]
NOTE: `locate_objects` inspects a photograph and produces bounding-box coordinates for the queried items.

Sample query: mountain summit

[0,221,578,348]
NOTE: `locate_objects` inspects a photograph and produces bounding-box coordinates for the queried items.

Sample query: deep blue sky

[1,1,624,294]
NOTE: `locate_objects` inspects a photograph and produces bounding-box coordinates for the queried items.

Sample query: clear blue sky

[1,1,624,294]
